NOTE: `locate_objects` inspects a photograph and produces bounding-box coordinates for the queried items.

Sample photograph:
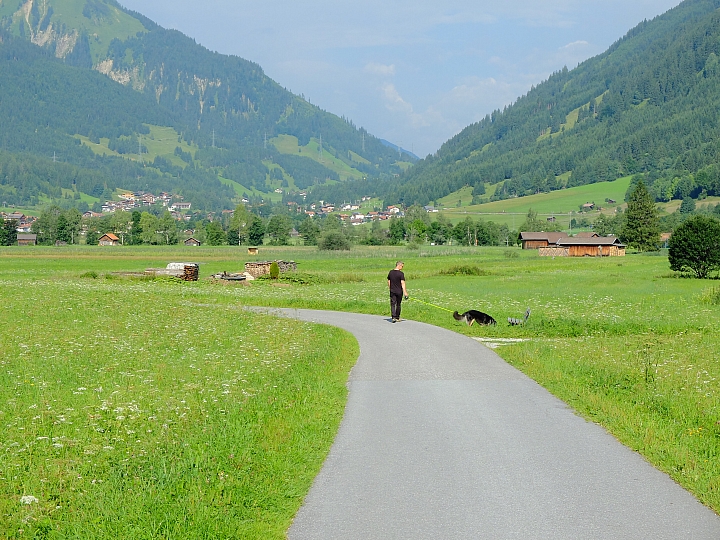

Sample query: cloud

[561,40,589,49]
[364,63,396,76]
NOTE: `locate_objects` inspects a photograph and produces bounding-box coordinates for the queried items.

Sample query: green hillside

[322,0,720,209]
[0,0,416,211]
[442,176,632,228]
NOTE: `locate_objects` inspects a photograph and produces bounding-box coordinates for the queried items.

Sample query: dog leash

[409,297,455,313]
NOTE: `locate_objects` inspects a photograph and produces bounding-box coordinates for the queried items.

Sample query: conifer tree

[621,180,660,251]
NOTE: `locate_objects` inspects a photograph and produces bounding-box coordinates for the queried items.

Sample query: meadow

[1,245,719,537]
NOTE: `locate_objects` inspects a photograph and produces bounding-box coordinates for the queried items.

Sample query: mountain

[0,0,416,211]
[325,0,720,208]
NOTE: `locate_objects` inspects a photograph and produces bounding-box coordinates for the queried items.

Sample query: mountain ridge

[0,0,415,211]
[310,0,720,208]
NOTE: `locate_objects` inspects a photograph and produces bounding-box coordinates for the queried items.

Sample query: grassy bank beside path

[0,259,358,539]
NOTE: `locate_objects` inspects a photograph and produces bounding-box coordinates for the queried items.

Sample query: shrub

[439,265,491,276]
[668,215,720,278]
[699,286,720,305]
[269,261,280,279]
[318,231,350,251]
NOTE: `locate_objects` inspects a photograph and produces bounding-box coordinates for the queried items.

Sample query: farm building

[184,237,201,247]
[98,233,120,246]
[17,233,37,246]
[574,231,599,238]
[520,231,569,249]
[539,236,626,257]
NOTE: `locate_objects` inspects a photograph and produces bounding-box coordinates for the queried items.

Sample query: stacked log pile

[244,260,297,278]
[145,263,199,281]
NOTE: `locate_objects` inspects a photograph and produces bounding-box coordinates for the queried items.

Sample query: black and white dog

[453,310,497,326]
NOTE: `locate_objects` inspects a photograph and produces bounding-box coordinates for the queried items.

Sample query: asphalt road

[259,309,720,539]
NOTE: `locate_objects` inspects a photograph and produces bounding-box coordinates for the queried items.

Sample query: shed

[98,233,120,246]
[247,247,259,255]
[520,231,569,249]
[17,233,37,246]
[539,236,626,257]
[184,237,201,247]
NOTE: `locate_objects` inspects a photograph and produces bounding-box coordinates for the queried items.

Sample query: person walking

[387,261,408,323]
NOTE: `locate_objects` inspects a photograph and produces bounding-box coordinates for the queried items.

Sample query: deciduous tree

[668,215,720,278]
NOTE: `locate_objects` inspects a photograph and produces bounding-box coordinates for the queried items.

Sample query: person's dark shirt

[387,269,405,295]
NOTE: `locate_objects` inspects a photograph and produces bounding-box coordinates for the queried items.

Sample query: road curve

[258,308,720,539]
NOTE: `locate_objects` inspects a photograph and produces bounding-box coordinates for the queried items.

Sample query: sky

[119,0,681,157]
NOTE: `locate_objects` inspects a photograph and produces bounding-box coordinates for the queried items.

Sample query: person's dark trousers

[390,292,403,320]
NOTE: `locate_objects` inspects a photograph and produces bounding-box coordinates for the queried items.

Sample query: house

[661,232,672,248]
[17,233,37,246]
[424,206,438,213]
[170,202,192,211]
[539,236,626,257]
[581,202,595,210]
[520,232,569,249]
[98,233,120,246]
[184,237,201,247]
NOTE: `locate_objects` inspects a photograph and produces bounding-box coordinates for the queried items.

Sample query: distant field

[0,207,39,217]
[442,176,633,228]
[270,135,364,181]
[76,125,197,169]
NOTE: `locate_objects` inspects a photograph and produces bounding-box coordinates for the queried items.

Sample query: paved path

[260,309,720,539]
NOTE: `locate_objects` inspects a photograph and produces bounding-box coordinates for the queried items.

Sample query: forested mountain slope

[0,0,413,210]
[371,0,720,206]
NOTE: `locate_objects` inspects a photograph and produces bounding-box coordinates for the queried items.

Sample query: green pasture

[76,125,197,169]
[1,245,719,536]
[270,135,364,181]
[442,176,632,224]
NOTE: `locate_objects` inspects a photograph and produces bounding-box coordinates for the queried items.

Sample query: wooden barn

[98,233,120,246]
[539,236,626,257]
[17,233,37,246]
[184,237,201,247]
[520,231,569,249]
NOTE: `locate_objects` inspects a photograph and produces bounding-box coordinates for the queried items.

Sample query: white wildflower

[20,495,38,505]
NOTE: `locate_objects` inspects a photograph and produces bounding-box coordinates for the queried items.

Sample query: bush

[668,215,720,278]
[318,231,350,251]
[699,286,720,305]
[269,261,280,279]
[439,265,491,276]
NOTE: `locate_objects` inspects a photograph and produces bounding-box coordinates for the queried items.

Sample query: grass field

[270,135,364,181]
[2,245,719,536]
[441,176,633,228]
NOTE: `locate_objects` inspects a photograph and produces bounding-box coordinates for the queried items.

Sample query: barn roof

[556,237,625,247]
[574,231,599,238]
[100,233,119,241]
[520,232,569,242]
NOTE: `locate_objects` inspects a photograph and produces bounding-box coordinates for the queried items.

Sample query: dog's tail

[452,311,462,321]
